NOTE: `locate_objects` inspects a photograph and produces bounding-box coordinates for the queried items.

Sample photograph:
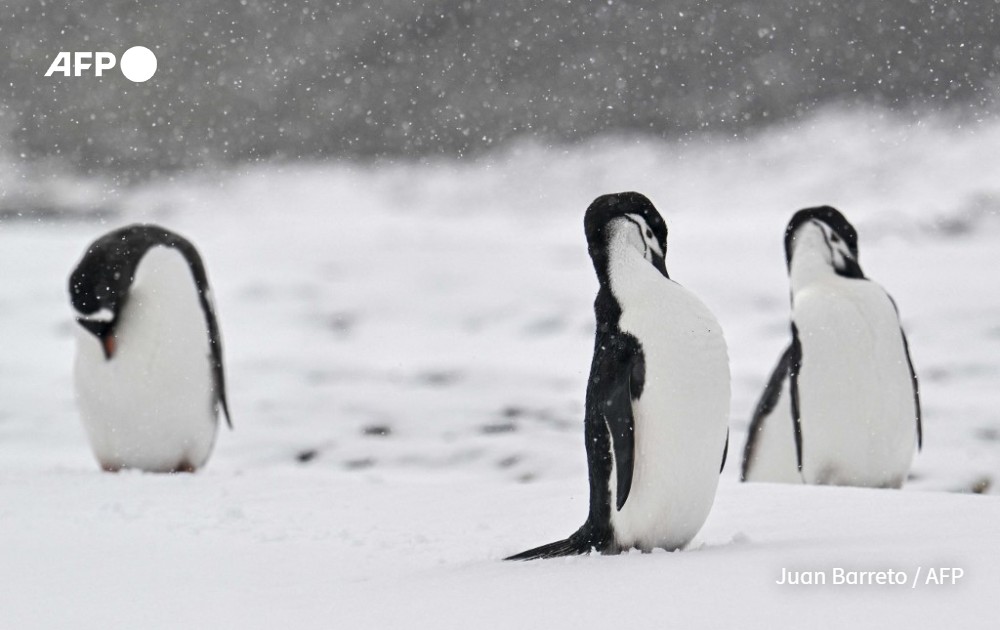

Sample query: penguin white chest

[607,262,730,551]
[794,278,917,487]
[74,246,218,472]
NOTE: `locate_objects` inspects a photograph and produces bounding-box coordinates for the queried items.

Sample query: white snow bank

[1,473,997,629]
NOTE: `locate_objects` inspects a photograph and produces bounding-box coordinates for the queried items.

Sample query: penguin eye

[830,233,840,243]
[645,228,653,239]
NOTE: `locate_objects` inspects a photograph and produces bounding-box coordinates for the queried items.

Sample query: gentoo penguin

[740,206,921,487]
[507,192,730,560]
[68,224,231,473]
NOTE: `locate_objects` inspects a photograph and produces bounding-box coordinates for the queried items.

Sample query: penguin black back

[69,224,232,427]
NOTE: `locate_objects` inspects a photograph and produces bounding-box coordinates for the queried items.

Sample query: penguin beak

[101,334,117,360]
[650,251,669,279]
[76,318,117,360]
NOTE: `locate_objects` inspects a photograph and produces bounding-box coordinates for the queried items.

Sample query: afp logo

[44,46,157,83]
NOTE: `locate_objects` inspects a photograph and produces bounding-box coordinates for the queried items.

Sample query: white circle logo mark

[119,46,157,83]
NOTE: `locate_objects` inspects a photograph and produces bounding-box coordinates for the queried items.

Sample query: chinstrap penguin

[740,206,920,487]
[69,224,232,473]
[507,192,730,560]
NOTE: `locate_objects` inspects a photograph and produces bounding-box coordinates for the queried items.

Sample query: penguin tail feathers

[504,529,599,561]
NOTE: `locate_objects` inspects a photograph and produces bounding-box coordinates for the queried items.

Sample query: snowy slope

[0,108,999,626]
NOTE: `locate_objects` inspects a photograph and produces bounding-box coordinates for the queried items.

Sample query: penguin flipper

[887,295,922,451]
[164,233,232,429]
[740,341,796,481]
[900,328,922,450]
[787,326,805,473]
[720,429,729,473]
[604,339,642,511]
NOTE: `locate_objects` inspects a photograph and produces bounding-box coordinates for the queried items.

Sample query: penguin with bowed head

[507,192,731,560]
[740,206,920,487]
[69,224,232,473]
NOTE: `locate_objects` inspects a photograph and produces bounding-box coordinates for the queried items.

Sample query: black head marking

[784,205,864,279]
[69,224,232,427]
[784,206,859,264]
[72,226,163,320]
[584,192,669,279]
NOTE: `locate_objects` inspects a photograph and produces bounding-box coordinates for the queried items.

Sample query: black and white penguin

[507,192,730,560]
[740,206,921,487]
[68,224,231,473]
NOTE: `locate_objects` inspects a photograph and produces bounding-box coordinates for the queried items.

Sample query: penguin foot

[170,460,197,474]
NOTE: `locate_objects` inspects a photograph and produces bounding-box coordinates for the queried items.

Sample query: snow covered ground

[3,473,999,629]
[1,108,999,627]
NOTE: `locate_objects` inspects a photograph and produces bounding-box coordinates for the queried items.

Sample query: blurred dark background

[2,0,999,180]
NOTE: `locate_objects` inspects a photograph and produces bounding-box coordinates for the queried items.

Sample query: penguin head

[585,192,669,278]
[784,206,864,280]
[69,225,186,360]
